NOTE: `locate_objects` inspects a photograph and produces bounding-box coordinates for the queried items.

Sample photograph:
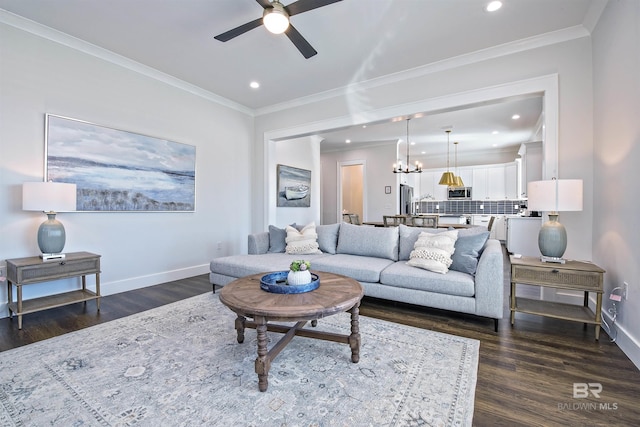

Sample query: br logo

[573,383,602,398]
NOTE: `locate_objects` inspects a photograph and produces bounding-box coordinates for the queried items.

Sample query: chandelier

[393,118,422,174]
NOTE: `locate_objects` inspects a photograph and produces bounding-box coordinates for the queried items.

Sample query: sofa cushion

[407,230,458,274]
[268,224,296,253]
[337,222,399,261]
[399,224,442,261]
[285,222,321,255]
[311,254,395,283]
[450,231,490,275]
[316,223,340,254]
[210,253,330,279]
[380,261,475,297]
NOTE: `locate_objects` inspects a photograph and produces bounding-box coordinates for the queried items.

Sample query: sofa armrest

[248,232,269,254]
[473,239,504,319]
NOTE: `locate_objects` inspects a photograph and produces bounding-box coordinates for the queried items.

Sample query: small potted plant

[287,260,312,285]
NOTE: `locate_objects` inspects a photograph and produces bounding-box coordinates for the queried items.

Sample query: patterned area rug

[0,292,478,426]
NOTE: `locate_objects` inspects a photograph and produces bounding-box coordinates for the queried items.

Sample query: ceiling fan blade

[255,0,272,8]
[285,24,317,58]
[214,18,263,42]
[285,0,343,17]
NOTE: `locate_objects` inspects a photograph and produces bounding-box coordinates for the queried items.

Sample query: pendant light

[438,130,457,185]
[453,141,464,187]
[393,118,422,174]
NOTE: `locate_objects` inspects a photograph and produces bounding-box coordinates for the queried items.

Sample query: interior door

[339,162,364,223]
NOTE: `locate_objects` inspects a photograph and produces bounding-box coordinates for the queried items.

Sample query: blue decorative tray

[260,271,320,294]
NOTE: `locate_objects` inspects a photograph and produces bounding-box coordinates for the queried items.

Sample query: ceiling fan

[214,0,343,59]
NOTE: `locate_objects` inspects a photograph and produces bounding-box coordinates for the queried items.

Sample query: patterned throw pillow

[407,230,459,274]
[285,222,322,255]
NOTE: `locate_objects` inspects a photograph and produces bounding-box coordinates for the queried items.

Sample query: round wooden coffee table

[219,271,364,392]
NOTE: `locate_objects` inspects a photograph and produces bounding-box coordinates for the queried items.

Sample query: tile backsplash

[416,199,526,215]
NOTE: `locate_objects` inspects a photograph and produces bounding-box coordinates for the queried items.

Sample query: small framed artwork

[385,186,391,194]
[277,164,311,207]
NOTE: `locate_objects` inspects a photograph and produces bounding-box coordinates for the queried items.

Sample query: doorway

[339,161,364,223]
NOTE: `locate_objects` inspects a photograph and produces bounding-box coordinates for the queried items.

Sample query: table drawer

[8,257,100,284]
[512,265,603,292]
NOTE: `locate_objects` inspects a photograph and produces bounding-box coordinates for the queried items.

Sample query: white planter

[287,270,312,285]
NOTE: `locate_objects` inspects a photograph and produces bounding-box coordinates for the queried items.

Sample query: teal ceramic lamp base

[37,212,67,260]
[538,213,567,263]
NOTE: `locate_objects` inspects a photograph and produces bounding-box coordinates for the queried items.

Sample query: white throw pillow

[285,222,322,255]
[407,230,459,274]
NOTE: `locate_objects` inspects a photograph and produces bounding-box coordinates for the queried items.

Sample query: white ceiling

[0,0,602,157]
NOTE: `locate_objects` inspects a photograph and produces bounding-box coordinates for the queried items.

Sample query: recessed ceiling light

[249,81,260,89]
[512,114,520,120]
[345,139,351,143]
[492,130,499,134]
[362,125,367,128]
[486,1,502,12]
[410,142,416,145]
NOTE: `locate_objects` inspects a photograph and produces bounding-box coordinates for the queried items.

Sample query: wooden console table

[6,251,101,329]
[510,256,605,340]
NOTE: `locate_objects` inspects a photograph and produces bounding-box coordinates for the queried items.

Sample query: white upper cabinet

[518,142,542,197]
[419,169,447,200]
[472,162,518,200]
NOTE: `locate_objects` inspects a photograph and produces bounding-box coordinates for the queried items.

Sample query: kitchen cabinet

[473,162,518,200]
[472,214,506,240]
[505,163,518,199]
[419,169,447,200]
[506,216,542,256]
[518,142,542,197]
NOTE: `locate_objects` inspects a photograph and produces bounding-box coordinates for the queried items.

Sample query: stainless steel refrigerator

[399,184,414,215]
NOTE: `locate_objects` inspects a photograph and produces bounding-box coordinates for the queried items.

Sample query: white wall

[592,0,640,367]
[254,37,595,264]
[0,22,253,315]
[321,144,396,224]
[273,136,321,227]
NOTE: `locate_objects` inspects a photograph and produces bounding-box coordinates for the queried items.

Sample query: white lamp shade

[23,182,77,212]
[527,179,583,212]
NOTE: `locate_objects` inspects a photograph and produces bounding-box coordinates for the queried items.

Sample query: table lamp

[23,182,77,260]
[527,178,583,263]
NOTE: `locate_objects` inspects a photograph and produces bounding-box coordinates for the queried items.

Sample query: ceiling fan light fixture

[263,2,290,34]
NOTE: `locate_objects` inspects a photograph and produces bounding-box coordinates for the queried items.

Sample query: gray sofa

[209,222,504,330]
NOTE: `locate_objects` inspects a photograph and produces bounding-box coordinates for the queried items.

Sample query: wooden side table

[510,256,605,340]
[6,252,101,329]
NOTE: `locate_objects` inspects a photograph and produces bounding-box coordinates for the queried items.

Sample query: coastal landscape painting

[277,164,311,207]
[45,115,196,211]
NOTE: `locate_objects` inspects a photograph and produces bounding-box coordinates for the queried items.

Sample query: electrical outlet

[217,242,223,251]
[623,282,629,300]
[0,260,6,281]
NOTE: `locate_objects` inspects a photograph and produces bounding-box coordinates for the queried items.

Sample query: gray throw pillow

[337,222,399,261]
[317,223,340,254]
[449,231,490,275]
[268,224,296,253]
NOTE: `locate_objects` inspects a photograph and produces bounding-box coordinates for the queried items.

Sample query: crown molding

[255,25,589,116]
[0,9,254,116]
[1,8,589,119]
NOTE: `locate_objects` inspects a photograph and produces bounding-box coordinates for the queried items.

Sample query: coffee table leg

[234,315,246,343]
[254,316,271,392]
[349,303,361,363]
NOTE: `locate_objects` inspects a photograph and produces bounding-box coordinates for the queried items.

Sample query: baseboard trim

[601,309,640,370]
[587,294,640,370]
[101,264,211,296]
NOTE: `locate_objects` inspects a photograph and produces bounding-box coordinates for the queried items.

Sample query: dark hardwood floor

[2,264,639,426]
